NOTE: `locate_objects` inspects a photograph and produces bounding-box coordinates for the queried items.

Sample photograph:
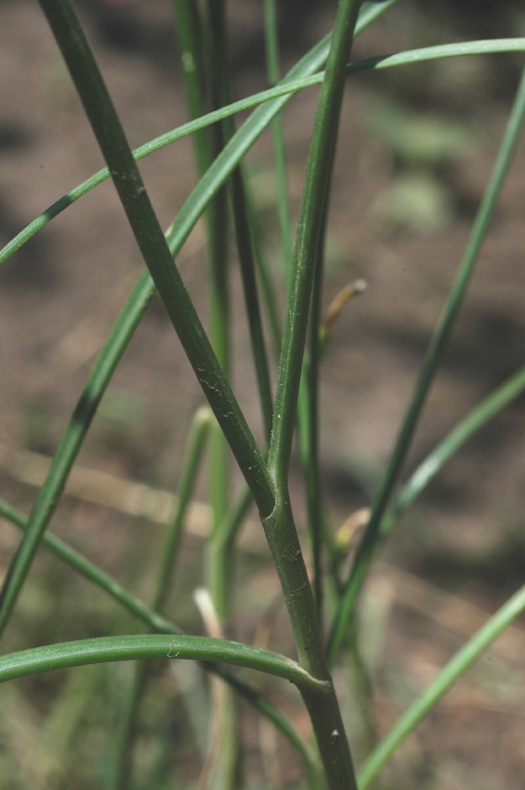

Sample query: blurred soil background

[0,0,525,787]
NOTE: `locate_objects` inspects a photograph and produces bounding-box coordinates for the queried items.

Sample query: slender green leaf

[359,584,525,788]
[0,496,178,635]
[268,1,360,487]
[156,409,212,612]
[382,366,525,539]
[0,634,326,691]
[263,0,294,288]
[207,0,274,442]
[113,407,211,789]
[0,496,317,773]
[328,65,525,666]
[4,37,525,267]
[0,270,154,636]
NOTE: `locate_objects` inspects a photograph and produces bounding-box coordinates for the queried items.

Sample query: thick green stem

[263,0,364,784]
[0,20,342,642]
[263,500,356,789]
[38,0,274,520]
[29,2,397,787]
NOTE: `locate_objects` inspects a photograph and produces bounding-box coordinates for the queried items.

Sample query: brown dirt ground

[1,1,524,788]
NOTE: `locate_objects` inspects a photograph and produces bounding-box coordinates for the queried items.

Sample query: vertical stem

[304,271,325,620]
[262,0,364,786]
[31,2,396,786]
[173,3,236,784]
[206,0,274,442]
[303,204,332,624]
[263,499,357,789]
[172,0,231,533]
[247,192,283,357]
[263,0,294,286]
[114,409,211,790]
[268,0,363,489]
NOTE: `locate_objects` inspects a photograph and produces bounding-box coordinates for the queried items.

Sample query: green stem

[171,0,212,175]
[328,65,525,667]
[304,207,330,623]
[0,634,325,690]
[172,0,232,548]
[381,365,525,540]
[0,497,317,776]
[157,410,212,611]
[114,408,211,790]
[263,0,294,287]
[262,498,356,789]
[171,0,231,389]
[206,0,274,443]
[0,270,154,637]
[268,0,363,490]
[20,2,390,786]
[38,0,274,516]
[359,584,525,788]
[248,194,283,357]
[263,0,329,622]
[195,7,241,783]
[0,496,177,634]
[6,37,525,267]
[172,0,231,556]
[264,0,365,784]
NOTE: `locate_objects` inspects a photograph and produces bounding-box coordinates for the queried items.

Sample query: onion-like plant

[1,1,525,787]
